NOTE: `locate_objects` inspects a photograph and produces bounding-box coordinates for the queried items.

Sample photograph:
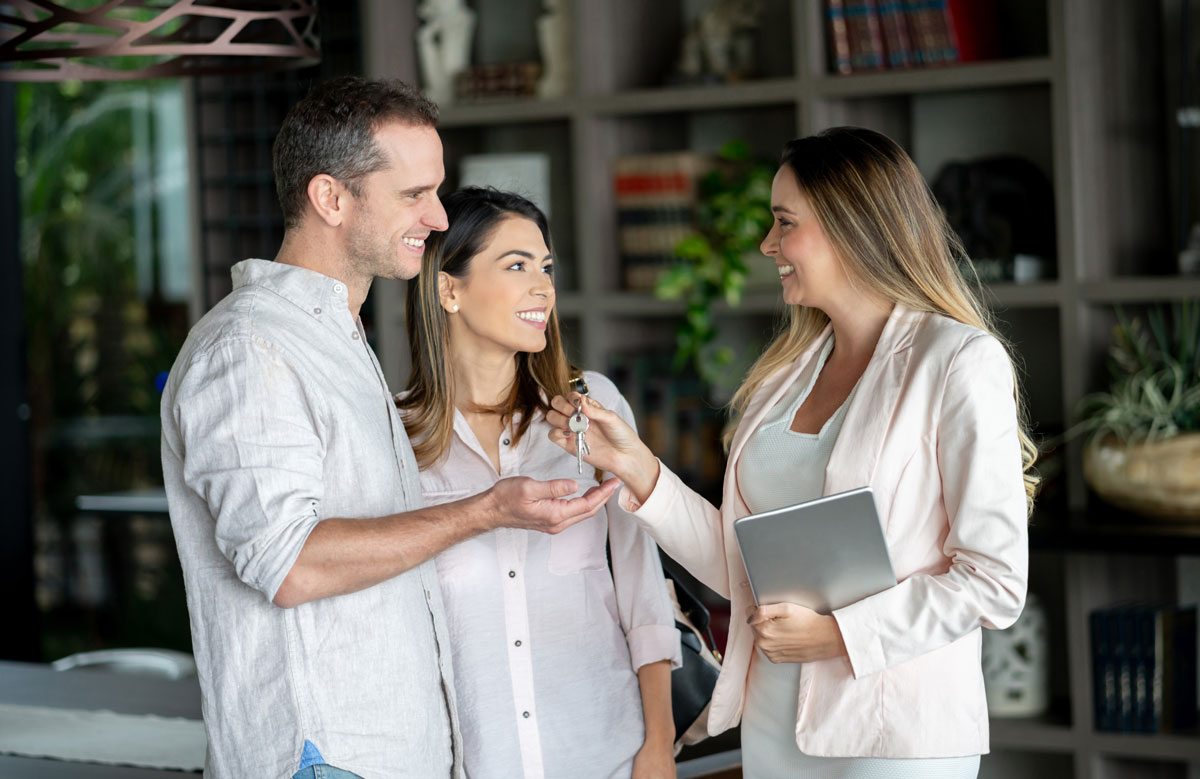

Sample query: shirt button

[502,438,510,446]
[351,332,360,340]
[333,283,344,293]
[522,711,530,719]
[514,640,522,647]
[313,307,321,314]
[508,570,516,578]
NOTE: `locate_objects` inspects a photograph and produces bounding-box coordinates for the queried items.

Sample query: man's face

[345,122,448,281]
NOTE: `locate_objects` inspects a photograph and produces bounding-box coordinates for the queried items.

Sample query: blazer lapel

[823,304,919,495]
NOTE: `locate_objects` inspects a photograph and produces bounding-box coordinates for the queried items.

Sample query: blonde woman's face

[760,166,853,311]
[442,215,556,357]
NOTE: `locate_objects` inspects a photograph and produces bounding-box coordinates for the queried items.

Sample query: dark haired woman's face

[445,215,555,356]
[760,165,850,310]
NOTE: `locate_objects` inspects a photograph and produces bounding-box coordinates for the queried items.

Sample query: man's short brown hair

[273,76,439,229]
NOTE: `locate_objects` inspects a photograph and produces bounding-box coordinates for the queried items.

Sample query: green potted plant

[1072,301,1200,519]
[654,141,774,389]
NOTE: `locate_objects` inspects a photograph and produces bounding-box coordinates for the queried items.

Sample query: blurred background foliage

[18,78,192,660]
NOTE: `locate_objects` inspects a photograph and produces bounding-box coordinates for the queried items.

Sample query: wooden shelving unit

[361,1,1200,776]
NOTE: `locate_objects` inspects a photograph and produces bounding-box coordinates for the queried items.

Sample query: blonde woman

[547,127,1034,779]
[396,188,680,779]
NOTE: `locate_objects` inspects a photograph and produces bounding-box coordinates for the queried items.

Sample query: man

[160,77,618,779]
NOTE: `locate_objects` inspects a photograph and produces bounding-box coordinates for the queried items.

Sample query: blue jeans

[291,765,363,779]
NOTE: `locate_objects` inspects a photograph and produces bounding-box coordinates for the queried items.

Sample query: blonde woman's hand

[746,603,848,664]
[546,392,661,504]
[632,740,677,779]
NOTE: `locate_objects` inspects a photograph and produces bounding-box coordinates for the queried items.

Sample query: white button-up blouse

[410,371,682,779]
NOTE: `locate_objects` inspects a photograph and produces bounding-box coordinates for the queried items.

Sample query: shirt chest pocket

[547,513,609,574]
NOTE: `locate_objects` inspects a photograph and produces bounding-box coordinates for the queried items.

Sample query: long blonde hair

[728,127,1039,515]
[397,188,575,469]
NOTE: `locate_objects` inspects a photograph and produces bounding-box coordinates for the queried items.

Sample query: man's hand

[747,603,848,664]
[485,475,620,534]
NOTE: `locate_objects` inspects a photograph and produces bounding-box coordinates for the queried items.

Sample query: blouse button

[522,711,530,719]
[502,438,510,446]
[313,307,321,314]
[514,640,522,647]
[351,332,360,340]
[333,283,344,293]
[508,570,516,578]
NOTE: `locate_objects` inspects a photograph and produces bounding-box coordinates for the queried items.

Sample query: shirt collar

[231,258,349,320]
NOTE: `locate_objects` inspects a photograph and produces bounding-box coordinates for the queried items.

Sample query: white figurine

[536,0,570,98]
[416,0,476,105]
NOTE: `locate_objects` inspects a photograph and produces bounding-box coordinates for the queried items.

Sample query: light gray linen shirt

[160,259,463,779]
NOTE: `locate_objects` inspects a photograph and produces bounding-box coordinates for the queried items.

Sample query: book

[876,0,913,69]
[1092,602,1200,734]
[613,152,714,291]
[1091,607,1118,731]
[944,0,1000,63]
[825,0,854,74]
[904,0,957,66]
[843,0,886,72]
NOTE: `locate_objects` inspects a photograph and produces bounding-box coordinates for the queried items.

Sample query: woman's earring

[451,304,459,312]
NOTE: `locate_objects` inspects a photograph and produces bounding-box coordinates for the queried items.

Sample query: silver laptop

[733,487,897,614]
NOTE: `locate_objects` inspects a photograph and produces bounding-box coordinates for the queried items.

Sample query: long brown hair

[729,127,1040,514]
[398,187,575,468]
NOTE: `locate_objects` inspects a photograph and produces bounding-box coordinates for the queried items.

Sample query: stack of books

[1089,603,1198,734]
[455,62,542,101]
[825,0,1001,75]
[613,152,715,291]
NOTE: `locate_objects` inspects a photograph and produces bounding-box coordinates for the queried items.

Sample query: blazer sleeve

[833,334,1029,678]
[618,462,731,600]
[600,380,683,671]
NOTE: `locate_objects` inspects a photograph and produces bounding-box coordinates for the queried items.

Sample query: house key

[568,408,590,473]
[567,376,590,474]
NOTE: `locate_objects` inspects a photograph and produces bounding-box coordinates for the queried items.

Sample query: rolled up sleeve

[593,377,682,671]
[172,337,326,601]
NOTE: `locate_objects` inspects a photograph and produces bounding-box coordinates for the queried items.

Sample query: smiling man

[160,77,618,779]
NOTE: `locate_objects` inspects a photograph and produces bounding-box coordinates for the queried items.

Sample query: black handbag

[661,566,722,749]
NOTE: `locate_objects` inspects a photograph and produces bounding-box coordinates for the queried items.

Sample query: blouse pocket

[547,513,609,574]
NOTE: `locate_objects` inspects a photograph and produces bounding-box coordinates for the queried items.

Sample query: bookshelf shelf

[362,2,1198,776]
[1079,277,1200,304]
[812,57,1055,99]
[591,78,802,116]
[1091,732,1200,761]
[991,718,1078,753]
[437,98,577,128]
[985,281,1064,308]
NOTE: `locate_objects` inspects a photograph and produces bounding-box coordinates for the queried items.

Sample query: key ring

[568,376,589,414]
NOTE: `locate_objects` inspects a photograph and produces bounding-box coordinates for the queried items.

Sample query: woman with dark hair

[546,128,1035,778]
[396,188,680,779]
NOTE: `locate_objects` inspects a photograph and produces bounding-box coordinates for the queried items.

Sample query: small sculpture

[536,0,571,98]
[415,0,476,105]
[676,0,762,84]
[981,592,1049,717]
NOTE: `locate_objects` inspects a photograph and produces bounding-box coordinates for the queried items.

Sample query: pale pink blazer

[619,304,1029,758]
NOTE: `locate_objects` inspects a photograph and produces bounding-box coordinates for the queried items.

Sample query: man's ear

[307,174,348,227]
[438,271,458,312]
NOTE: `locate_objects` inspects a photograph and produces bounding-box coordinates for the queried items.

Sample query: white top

[736,338,980,779]
[161,260,461,779]
[414,371,681,779]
